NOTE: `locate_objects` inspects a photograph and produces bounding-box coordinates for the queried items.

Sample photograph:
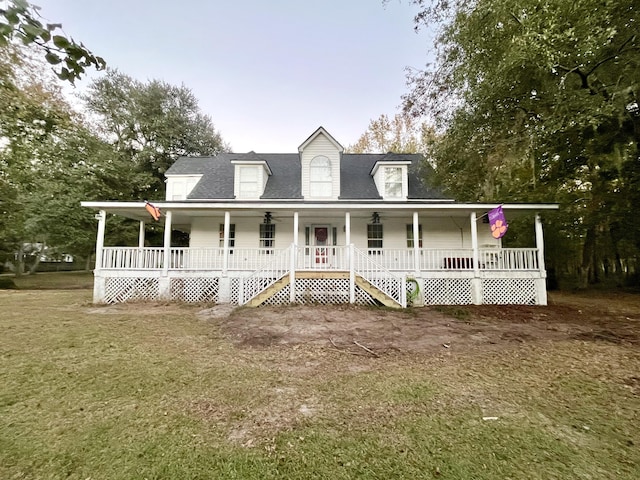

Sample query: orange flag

[145,201,161,221]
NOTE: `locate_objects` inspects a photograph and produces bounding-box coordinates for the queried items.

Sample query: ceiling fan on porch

[263,212,282,224]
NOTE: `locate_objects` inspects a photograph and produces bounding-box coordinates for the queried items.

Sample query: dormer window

[385,167,402,198]
[371,160,411,200]
[232,159,272,199]
[309,156,332,197]
[239,166,259,198]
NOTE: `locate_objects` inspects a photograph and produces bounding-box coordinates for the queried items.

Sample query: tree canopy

[0,50,228,274]
[84,70,229,199]
[347,113,435,154]
[404,0,640,286]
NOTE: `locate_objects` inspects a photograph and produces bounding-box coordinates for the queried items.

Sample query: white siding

[300,133,341,200]
[188,214,500,250]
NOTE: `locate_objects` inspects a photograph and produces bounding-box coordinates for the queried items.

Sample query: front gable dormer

[299,127,343,200]
[371,156,411,200]
[231,152,272,199]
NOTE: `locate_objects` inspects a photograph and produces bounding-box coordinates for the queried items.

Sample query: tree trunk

[84,253,93,272]
[27,255,41,275]
[579,225,596,288]
[15,245,25,277]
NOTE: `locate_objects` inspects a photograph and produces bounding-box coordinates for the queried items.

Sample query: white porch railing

[230,248,287,270]
[100,246,540,273]
[296,246,348,270]
[353,246,406,308]
[479,248,539,270]
[240,246,292,305]
[168,247,288,270]
[101,247,164,269]
[365,248,416,271]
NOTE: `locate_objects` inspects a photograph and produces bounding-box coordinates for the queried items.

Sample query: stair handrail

[352,246,406,308]
[240,245,292,305]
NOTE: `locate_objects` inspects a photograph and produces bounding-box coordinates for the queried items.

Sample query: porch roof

[81,200,559,225]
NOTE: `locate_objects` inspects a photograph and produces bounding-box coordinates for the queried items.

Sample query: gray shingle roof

[165,152,445,201]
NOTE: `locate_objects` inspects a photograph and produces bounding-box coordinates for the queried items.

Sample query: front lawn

[1,287,639,479]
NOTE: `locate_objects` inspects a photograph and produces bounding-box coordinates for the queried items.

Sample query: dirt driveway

[198,291,640,356]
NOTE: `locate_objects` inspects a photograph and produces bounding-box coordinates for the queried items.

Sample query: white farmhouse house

[82,127,558,307]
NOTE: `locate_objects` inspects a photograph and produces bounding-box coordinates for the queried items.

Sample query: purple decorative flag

[488,206,508,239]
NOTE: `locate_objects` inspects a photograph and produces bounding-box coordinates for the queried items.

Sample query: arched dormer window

[309,156,332,197]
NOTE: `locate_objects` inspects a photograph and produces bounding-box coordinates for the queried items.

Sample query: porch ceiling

[81,201,559,225]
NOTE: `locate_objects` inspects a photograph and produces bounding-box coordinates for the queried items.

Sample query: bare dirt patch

[198,291,640,356]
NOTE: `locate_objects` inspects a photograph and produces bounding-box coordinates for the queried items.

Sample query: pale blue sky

[36,0,433,152]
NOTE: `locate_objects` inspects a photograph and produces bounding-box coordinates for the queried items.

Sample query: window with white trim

[385,167,402,198]
[367,224,383,250]
[219,224,235,251]
[239,166,259,198]
[309,156,332,197]
[259,223,275,253]
[406,224,423,248]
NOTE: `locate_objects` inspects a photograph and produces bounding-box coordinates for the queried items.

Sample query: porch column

[94,210,106,272]
[412,211,420,276]
[345,212,351,246]
[535,214,546,273]
[535,213,548,305]
[159,210,172,300]
[349,243,355,303]
[470,211,482,305]
[293,211,299,245]
[92,210,107,303]
[138,221,145,248]
[162,210,172,276]
[222,211,230,276]
[290,211,299,303]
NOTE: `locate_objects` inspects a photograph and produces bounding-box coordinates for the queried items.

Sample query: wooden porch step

[295,270,350,279]
[355,276,402,309]
[245,275,290,307]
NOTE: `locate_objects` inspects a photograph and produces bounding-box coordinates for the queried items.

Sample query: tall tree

[404,0,640,286]
[84,70,229,199]
[347,113,435,154]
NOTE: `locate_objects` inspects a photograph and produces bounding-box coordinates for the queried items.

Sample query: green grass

[8,271,94,290]
[1,287,639,479]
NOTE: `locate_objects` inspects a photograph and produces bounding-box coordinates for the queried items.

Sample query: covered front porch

[83,201,557,306]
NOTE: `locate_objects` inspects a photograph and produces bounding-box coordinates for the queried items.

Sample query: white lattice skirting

[170,278,219,303]
[104,277,160,304]
[423,278,473,305]
[257,278,378,306]
[482,278,537,305]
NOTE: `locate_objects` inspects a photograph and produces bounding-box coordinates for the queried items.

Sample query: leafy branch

[0,0,105,83]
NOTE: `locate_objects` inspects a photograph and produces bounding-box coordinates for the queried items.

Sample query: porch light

[371,212,380,224]
[263,212,272,224]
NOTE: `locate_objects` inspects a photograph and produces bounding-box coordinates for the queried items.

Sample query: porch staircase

[244,274,291,307]
[243,271,401,308]
[354,275,401,308]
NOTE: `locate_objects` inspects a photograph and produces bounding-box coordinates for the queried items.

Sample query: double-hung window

[406,224,423,248]
[219,223,235,252]
[385,167,402,198]
[367,224,383,250]
[239,166,259,198]
[259,224,275,253]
